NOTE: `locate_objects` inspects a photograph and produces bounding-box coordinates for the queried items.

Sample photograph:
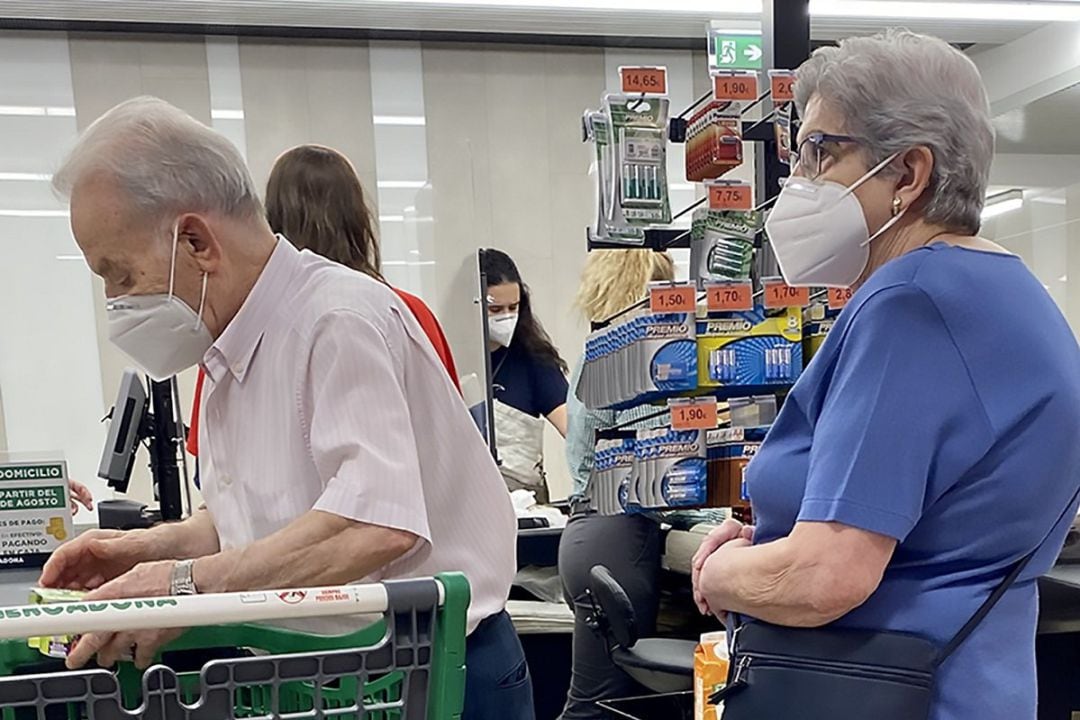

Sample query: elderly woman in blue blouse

[692,30,1080,720]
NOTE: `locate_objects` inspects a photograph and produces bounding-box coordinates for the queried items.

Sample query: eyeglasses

[790,132,861,180]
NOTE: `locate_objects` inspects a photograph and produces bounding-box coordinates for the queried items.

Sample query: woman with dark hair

[479,248,568,504]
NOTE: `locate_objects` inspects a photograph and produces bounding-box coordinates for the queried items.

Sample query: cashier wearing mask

[39,97,530,720]
[480,248,569,505]
[692,31,1080,720]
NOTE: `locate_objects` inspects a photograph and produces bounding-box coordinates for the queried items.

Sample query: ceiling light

[0,209,68,218]
[211,109,244,120]
[362,0,757,11]
[383,260,437,267]
[0,172,51,182]
[1060,275,1068,283]
[377,181,428,189]
[380,215,405,223]
[56,254,85,261]
[810,0,1080,21]
[373,115,426,126]
[0,105,75,117]
[981,189,1024,221]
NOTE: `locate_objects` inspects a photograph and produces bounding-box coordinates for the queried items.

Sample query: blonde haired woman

[558,249,675,720]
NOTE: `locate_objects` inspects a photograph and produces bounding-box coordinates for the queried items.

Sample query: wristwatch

[170,559,199,596]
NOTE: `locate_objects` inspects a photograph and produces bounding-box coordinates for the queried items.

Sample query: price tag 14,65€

[620,66,668,96]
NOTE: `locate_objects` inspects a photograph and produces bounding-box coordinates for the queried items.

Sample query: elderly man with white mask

[40,96,531,720]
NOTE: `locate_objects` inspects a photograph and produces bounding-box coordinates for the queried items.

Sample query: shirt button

[220,473,233,487]
[232,363,245,375]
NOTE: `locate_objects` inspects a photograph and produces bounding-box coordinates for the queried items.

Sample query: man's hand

[67,626,183,670]
[695,536,753,620]
[691,520,754,615]
[68,480,93,515]
[65,560,182,670]
[39,530,148,591]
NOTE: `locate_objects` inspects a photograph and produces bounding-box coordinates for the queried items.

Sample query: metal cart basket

[0,572,469,720]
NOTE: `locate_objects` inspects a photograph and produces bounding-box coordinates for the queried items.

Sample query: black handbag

[712,485,1080,719]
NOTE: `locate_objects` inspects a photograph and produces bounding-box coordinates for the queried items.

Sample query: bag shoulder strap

[935,481,1080,666]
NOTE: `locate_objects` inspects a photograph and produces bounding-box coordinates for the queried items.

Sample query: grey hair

[794,29,995,234]
[53,96,262,226]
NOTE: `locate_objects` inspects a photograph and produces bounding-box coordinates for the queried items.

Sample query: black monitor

[97,369,146,494]
[96,370,184,523]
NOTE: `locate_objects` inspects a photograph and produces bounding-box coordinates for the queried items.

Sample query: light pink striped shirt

[198,239,517,634]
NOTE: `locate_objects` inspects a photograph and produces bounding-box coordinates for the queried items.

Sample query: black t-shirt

[491,343,569,418]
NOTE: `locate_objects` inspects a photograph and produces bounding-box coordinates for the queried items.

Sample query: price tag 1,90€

[713,71,759,102]
[705,281,753,312]
[620,66,668,95]
[763,277,809,309]
[707,182,753,211]
[649,283,696,313]
[669,398,719,431]
[828,287,854,311]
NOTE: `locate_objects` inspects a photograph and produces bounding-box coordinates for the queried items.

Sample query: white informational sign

[0,453,73,570]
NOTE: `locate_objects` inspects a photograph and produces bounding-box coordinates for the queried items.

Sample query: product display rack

[576,0,811,521]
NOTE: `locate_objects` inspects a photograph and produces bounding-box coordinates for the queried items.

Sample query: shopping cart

[0,572,469,720]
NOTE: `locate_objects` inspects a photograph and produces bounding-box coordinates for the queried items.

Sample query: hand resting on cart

[64,560,183,669]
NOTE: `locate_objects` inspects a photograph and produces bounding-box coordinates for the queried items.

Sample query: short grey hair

[53,96,262,226]
[794,30,995,234]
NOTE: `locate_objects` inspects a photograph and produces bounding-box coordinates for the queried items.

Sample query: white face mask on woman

[106,223,213,381]
[488,313,519,348]
[765,152,905,288]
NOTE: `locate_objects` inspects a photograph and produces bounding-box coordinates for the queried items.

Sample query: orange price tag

[706,282,753,312]
[828,287,854,310]
[713,73,759,102]
[770,71,796,103]
[763,278,809,309]
[670,399,719,431]
[708,183,753,211]
[649,283,696,313]
[620,66,668,95]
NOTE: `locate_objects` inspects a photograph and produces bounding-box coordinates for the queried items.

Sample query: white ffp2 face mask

[488,313,519,348]
[765,153,905,288]
[106,224,213,381]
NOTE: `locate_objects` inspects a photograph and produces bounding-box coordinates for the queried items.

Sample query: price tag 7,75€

[649,283,696,313]
[669,398,719,431]
[707,182,753,211]
[763,278,809,309]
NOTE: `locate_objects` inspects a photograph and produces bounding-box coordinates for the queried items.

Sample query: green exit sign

[709,32,764,71]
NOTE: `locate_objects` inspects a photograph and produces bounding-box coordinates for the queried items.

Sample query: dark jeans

[464,610,536,720]
[557,513,662,720]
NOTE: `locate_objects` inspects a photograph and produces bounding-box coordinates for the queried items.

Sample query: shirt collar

[203,236,299,384]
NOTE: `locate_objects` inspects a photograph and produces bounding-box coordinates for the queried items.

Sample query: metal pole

[756,0,811,280]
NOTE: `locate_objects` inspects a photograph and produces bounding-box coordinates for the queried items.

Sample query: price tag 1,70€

[669,398,719,431]
[763,277,809,309]
[706,281,753,312]
[649,283,696,314]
